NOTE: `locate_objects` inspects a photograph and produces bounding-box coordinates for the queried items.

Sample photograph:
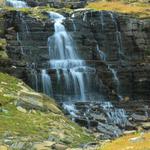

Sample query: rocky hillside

[0,72,95,149]
[0,0,150,150]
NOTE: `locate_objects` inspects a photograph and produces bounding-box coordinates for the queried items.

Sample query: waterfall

[96,44,106,61]
[101,102,128,127]
[109,12,124,56]
[96,11,124,100]
[17,32,24,54]
[100,11,104,31]
[6,0,28,8]
[41,69,53,96]
[46,11,95,101]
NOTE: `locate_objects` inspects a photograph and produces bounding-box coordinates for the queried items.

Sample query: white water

[101,102,128,127]
[46,11,94,101]
[109,12,124,56]
[100,11,104,31]
[6,0,28,8]
[96,11,124,100]
[41,69,53,96]
[96,44,106,61]
[17,32,24,54]
[63,102,78,117]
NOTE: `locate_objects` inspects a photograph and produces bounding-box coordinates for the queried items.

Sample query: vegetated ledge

[0,72,94,149]
[86,1,150,19]
[98,131,150,150]
[1,6,72,21]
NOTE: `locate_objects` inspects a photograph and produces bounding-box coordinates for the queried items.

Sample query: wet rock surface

[0,9,150,142]
[62,100,150,139]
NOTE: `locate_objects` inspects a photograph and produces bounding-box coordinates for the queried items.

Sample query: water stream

[6,0,28,8]
[15,9,129,134]
[42,11,97,101]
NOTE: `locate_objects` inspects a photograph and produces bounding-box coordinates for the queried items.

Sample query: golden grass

[0,0,5,6]
[87,1,150,18]
[99,132,150,150]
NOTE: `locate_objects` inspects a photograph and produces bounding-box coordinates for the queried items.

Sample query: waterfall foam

[41,69,53,96]
[45,11,96,101]
[6,0,28,8]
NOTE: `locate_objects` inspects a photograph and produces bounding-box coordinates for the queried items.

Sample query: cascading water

[96,11,124,100]
[6,0,28,8]
[33,11,128,135]
[41,69,53,96]
[46,11,96,101]
[109,12,124,57]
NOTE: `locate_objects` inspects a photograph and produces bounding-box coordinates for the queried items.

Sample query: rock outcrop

[0,8,150,140]
[0,72,94,149]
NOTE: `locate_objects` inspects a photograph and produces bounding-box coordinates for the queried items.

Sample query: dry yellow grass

[0,0,5,6]
[99,132,150,150]
[87,1,150,18]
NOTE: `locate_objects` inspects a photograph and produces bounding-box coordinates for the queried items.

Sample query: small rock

[1,82,7,85]
[0,145,8,150]
[123,130,136,135]
[52,144,68,150]
[33,141,55,150]
[30,109,37,114]
[129,136,144,143]
[141,122,150,130]
[97,123,122,138]
[124,96,130,101]
[131,113,148,122]
[16,106,27,113]
[67,148,82,150]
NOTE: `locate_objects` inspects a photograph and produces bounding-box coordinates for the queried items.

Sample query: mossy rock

[0,72,94,148]
[0,39,7,50]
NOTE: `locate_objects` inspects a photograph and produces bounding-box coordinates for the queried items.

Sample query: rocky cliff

[2,9,150,100]
[0,72,94,149]
[0,5,150,144]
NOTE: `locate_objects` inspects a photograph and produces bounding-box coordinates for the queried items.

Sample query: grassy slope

[99,132,150,150]
[0,72,94,147]
[87,1,150,19]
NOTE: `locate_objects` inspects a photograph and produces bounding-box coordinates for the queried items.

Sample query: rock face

[0,72,93,149]
[1,9,150,139]
[2,9,150,100]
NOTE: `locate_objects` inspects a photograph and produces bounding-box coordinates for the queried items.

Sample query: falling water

[109,12,124,56]
[17,32,24,54]
[100,11,104,31]
[96,11,123,100]
[108,65,119,84]
[6,0,28,8]
[96,44,106,61]
[46,11,96,101]
[41,69,53,96]
[101,102,128,127]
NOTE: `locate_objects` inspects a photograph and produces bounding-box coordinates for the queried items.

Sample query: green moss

[0,39,7,50]
[0,51,8,59]
[2,6,72,21]
[0,72,94,147]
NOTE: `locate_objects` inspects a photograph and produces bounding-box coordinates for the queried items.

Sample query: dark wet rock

[1,9,150,141]
[131,113,148,122]
[97,123,123,138]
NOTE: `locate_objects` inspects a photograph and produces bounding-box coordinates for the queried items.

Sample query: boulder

[33,141,55,150]
[16,106,27,113]
[141,122,150,130]
[52,144,68,150]
[131,113,148,122]
[97,123,123,138]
